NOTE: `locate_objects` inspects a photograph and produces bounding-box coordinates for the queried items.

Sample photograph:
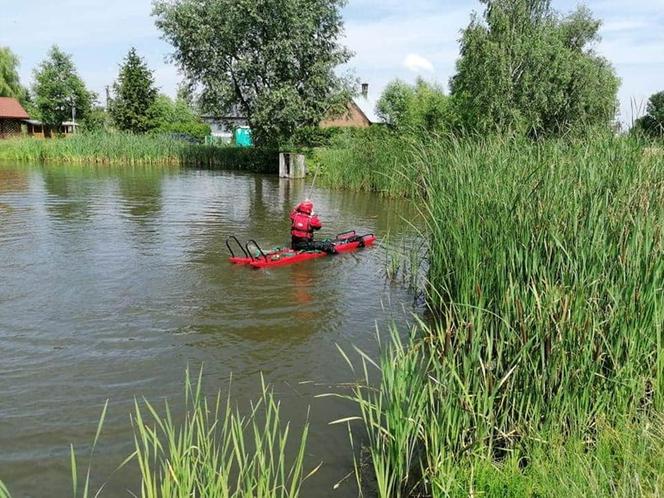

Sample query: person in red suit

[290,200,336,254]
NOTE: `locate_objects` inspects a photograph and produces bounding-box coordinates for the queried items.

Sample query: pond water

[0,163,417,497]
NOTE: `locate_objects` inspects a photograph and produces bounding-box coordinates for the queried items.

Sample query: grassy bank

[0,133,278,173]
[321,131,664,496]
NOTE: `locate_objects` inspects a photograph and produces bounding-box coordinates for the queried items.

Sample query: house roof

[353,96,380,124]
[0,97,29,119]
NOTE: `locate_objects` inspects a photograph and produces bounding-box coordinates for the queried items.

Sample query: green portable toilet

[234,126,253,147]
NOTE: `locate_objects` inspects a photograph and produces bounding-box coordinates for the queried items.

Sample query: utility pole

[71,95,77,134]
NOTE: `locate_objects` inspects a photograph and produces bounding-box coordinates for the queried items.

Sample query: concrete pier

[279,153,306,179]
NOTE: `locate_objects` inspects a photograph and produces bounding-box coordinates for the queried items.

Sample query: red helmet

[297,200,314,214]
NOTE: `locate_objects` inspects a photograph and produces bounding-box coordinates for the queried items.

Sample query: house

[61,121,79,135]
[202,83,379,142]
[202,105,249,144]
[320,83,379,128]
[0,97,29,138]
[25,119,47,138]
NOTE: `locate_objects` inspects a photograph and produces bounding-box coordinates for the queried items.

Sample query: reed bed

[0,372,313,498]
[313,128,425,197]
[327,132,664,496]
[0,133,278,172]
[121,371,313,498]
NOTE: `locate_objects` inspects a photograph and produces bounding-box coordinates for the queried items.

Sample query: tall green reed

[328,131,663,496]
[0,133,278,172]
[1,371,313,498]
[128,370,313,498]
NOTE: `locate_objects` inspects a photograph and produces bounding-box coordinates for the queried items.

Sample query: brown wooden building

[0,97,29,138]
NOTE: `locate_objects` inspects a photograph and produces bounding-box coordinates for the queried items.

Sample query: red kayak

[227,231,376,269]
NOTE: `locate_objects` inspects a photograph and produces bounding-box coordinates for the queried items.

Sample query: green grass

[0,133,278,172]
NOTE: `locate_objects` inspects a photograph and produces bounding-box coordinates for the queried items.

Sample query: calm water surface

[0,163,416,497]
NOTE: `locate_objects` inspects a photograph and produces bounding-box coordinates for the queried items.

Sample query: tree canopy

[634,91,664,137]
[109,48,159,133]
[32,46,93,127]
[148,94,211,141]
[450,0,620,135]
[153,0,353,145]
[0,46,28,104]
[377,78,453,132]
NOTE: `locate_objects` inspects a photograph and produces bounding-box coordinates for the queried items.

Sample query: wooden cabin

[0,97,29,138]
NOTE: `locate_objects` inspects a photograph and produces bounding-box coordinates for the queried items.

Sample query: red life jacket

[290,207,321,240]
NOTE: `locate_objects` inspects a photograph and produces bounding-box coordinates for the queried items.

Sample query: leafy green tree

[376,80,414,128]
[377,78,453,131]
[450,0,620,135]
[147,94,211,141]
[0,46,28,104]
[82,105,110,132]
[153,0,353,145]
[32,46,93,127]
[634,91,664,137]
[109,48,158,133]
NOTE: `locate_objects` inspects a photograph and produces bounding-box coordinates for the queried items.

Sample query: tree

[450,0,620,135]
[377,78,453,132]
[109,48,158,133]
[634,91,664,137]
[32,46,93,127]
[0,46,28,104]
[153,0,353,145]
[147,94,211,141]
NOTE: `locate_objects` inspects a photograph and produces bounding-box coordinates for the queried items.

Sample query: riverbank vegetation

[314,0,664,494]
[329,132,663,496]
[0,133,277,172]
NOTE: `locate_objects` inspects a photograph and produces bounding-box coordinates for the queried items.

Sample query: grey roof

[354,95,380,124]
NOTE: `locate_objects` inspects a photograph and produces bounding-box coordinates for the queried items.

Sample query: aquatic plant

[0,133,277,172]
[127,370,313,498]
[68,370,314,498]
[328,131,664,496]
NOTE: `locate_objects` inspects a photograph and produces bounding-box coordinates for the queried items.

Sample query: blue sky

[1,0,662,124]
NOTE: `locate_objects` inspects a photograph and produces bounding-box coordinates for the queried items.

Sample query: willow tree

[451,0,620,135]
[153,0,353,145]
[0,47,28,104]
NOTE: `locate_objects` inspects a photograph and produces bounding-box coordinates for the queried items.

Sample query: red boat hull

[230,234,376,269]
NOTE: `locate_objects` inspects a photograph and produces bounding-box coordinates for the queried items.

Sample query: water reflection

[117,167,164,221]
[0,162,417,498]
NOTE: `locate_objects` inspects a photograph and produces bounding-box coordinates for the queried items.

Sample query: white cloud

[404,53,435,73]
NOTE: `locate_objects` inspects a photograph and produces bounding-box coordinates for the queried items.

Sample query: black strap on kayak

[226,236,249,258]
[336,230,356,241]
[339,234,367,248]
